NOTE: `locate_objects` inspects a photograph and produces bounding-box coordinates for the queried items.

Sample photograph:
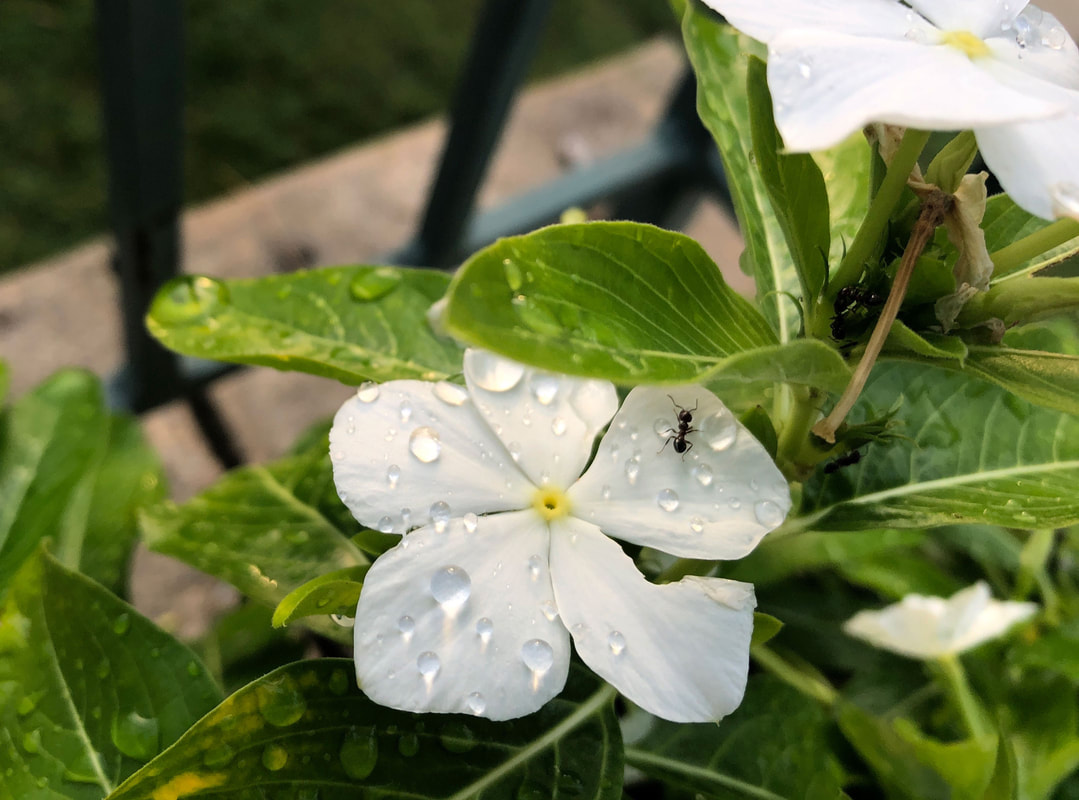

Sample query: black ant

[824,449,862,474]
[831,286,884,341]
[658,395,698,459]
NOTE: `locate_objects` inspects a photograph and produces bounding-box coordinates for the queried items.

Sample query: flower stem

[828,128,933,301]
[935,654,992,739]
[751,643,838,707]
[991,218,1079,278]
[814,189,953,442]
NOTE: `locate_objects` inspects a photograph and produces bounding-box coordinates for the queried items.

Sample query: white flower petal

[767,29,1068,152]
[353,510,570,721]
[986,13,1079,91]
[569,386,789,560]
[843,582,1038,659]
[550,517,755,722]
[699,0,919,44]
[975,113,1079,220]
[908,0,1026,38]
[330,380,533,533]
[463,349,618,489]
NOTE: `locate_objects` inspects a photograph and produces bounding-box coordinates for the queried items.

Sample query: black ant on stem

[658,395,698,459]
[831,285,885,341]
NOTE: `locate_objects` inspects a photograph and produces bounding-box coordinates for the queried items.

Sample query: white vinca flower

[843,581,1038,659]
[701,0,1079,221]
[329,350,791,722]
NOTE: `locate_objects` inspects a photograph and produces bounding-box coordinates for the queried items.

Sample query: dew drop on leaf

[328,668,352,696]
[397,732,420,757]
[257,675,307,727]
[262,744,288,772]
[112,613,130,635]
[349,267,402,302]
[110,711,160,760]
[339,725,379,780]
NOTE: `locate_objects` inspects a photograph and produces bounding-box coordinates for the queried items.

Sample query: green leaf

[1011,620,1079,683]
[444,222,778,384]
[1002,673,1079,800]
[924,131,978,195]
[0,549,221,799]
[681,9,798,340]
[703,339,852,395]
[139,436,367,638]
[836,550,962,599]
[751,612,784,648]
[984,195,1079,281]
[627,675,846,799]
[271,565,369,628]
[746,56,830,308]
[963,346,1079,417]
[0,370,108,593]
[815,132,872,270]
[837,703,998,800]
[801,362,1079,530]
[147,267,462,385]
[108,660,622,800]
[0,359,9,406]
[884,321,969,362]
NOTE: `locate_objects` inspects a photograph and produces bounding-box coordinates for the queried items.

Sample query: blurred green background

[0,0,673,274]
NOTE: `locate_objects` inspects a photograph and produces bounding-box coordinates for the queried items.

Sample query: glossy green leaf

[984,196,1079,281]
[751,612,784,648]
[837,704,998,800]
[0,549,221,799]
[816,132,872,269]
[444,222,778,384]
[703,338,852,394]
[800,362,1079,530]
[139,435,367,638]
[0,370,108,593]
[108,660,622,800]
[924,131,978,195]
[746,56,830,308]
[146,267,462,385]
[627,675,845,799]
[681,9,797,341]
[884,321,968,362]
[271,565,369,628]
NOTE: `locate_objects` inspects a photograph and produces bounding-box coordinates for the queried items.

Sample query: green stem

[935,655,992,739]
[991,218,1079,279]
[751,643,838,707]
[829,129,932,302]
[776,385,817,468]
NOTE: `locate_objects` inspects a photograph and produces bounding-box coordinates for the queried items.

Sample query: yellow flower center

[940,30,991,59]
[532,486,572,522]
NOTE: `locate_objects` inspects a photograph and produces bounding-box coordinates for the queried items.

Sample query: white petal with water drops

[698,0,923,43]
[463,349,618,488]
[550,517,756,722]
[570,386,790,559]
[330,379,533,533]
[353,510,569,720]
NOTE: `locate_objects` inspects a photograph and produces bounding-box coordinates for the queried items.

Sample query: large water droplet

[429,501,451,532]
[1045,24,1068,49]
[257,675,307,727]
[349,267,402,301]
[607,631,626,656]
[339,725,379,780]
[262,744,288,772]
[204,743,235,768]
[467,692,487,716]
[520,639,554,674]
[476,617,494,644]
[569,380,616,428]
[397,616,415,640]
[529,373,560,405]
[754,499,786,528]
[409,427,442,463]
[377,516,394,533]
[430,566,471,610]
[469,351,525,392]
[417,651,441,678]
[152,275,229,324]
[433,381,469,406]
[657,488,680,512]
[356,381,379,403]
[540,602,559,622]
[701,409,738,451]
[693,463,714,487]
[463,512,479,533]
[110,711,160,760]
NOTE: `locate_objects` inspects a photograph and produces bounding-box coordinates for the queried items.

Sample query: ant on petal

[658,395,698,460]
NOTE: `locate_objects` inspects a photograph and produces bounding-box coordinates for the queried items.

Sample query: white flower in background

[329,350,790,722]
[701,0,1079,221]
[843,582,1038,659]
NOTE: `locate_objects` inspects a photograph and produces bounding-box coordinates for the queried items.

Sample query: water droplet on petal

[540,602,559,622]
[527,555,543,579]
[1045,24,1068,49]
[657,488,679,512]
[693,463,714,487]
[467,692,487,715]
[507,441,522,463]
[386,464,401,488]
[754,499,786,528]
[397,615,415,640]
[528,373,560,405]
[476,617,494,643]
[624,458,640,485]
[399,400,413,423]
[520,639,554,674]
[377,515,394,533]
[654,417,673,437]
[601,484,612,501]
[690,516,704,533]
[433,381,469,406]
[607,631,626,656]
[702,409,738,451]
[430,566,471,611]
[462,512,479,533]
[551,417,567,436]
[429,501,451,532]
[409,427,442,463]
[417,651,441,679]
[469,351,525,392]
[356,382,379,403]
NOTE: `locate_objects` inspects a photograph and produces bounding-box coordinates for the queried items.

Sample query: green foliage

[272,565,369,629]
[445,222,778,383]
[802,362,1079,530]
[627,675,846,799]
[0,371,164,596]
[0,549,221,799]
[108,660,622,800]
[984,196,1079,280]
[146,267,462,384]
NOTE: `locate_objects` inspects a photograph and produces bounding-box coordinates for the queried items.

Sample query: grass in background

[0,0,673,273]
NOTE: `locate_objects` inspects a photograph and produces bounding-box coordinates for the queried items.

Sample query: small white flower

[843,581,1038,659]
[701,0,1079,221]
[330,350,791,722]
